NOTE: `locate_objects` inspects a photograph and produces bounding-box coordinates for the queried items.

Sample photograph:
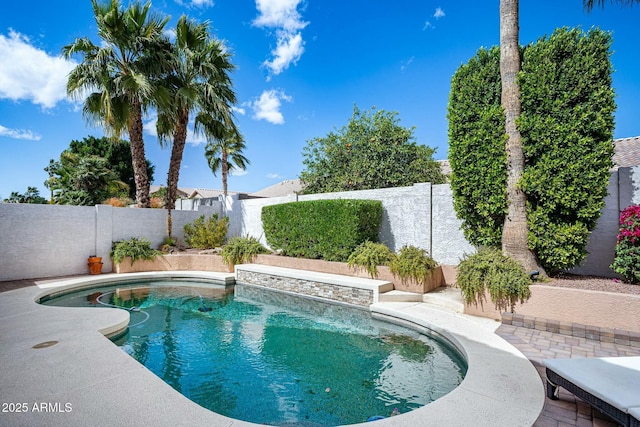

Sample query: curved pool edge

[0,272,544,427]
[361,302,545,427]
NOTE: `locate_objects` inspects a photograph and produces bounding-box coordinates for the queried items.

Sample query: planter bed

[114,253,445,294]
[464,284,640,335]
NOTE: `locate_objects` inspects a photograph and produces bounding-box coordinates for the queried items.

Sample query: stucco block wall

[0,204,96,281]
[0,204,208,281]
[570,167,639,277]
[431,184,475,265]
[228,183,433,254]
[2,169,639,282]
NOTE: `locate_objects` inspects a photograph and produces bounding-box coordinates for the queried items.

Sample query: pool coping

[0,271,544,427]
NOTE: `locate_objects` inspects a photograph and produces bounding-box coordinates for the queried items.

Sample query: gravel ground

[544,273,640,295]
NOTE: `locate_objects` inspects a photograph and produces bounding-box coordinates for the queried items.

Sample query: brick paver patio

[497,324,640,427]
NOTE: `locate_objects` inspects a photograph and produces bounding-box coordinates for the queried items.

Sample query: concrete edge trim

[361,303,546,427]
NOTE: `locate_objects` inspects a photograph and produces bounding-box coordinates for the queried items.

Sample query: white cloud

[232,106,246,116]
[0,29,76,109]
[266,173,283,179]
[434,7,445,19]
[423,21,434,30]
[143,115,208,146]
[401,56,415,71]
[253,0,307,78]
[253,0,307,32]
[0,124,41,141]
[263,32,304,79]
[174,0,214,8]
[249,89,292,125]
[230,169,248,177]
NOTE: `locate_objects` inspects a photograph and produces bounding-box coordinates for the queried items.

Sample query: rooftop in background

[249,179,303,198]
[613,136,640,168]
[150,180,303,200]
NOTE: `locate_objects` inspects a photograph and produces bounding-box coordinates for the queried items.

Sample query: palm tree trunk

[222,150,228,196]
[129,98,150,208]
[167,109,189,211]
[500,0,546,275]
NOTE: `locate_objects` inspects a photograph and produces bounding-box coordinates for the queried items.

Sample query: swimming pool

[41,279,467,426]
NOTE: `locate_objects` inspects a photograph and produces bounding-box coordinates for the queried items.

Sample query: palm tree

[63,0,171,208]
[499,0,546,275]
[157,16,237,211]
[584,0,638,9]
[204,125,250,196]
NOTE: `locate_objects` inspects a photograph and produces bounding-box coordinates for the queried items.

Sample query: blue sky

[1,1,639,200]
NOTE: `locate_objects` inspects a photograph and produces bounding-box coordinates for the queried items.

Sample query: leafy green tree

[448,27,615,274]
[3,187,48,204]
[300,105,445,194]
[63,0,171,208]
[155,15,237,210]
[204,125,250,196]
[49,154,128,206]
[65,136,154,199]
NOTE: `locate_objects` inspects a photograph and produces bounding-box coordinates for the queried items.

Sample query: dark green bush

[262,199,382,262]
[456,247,531,313]
[389,245,437,286]
[111,237,161,265]
[347,241,396,278]
[448,28,615,274]
[221,235,270,270]
[183,214,229,249]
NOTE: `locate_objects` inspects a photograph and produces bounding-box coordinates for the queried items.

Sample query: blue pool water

[41,280,467,426]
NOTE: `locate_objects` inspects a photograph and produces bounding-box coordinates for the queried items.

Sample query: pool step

[378,290,423,302]
[422,286,465,313]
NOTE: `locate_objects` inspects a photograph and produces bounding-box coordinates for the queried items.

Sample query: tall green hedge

[261,199,383,262]
[448,27,615,274]
[519,27,615,273]
[448,46,506,247]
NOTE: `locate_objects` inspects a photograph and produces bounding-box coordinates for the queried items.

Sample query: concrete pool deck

[0,272,544,426]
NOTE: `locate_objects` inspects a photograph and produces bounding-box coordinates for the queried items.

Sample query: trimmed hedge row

[261,199,383,262]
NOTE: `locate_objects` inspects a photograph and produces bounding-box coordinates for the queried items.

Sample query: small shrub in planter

[347,241,396,279]
[457,247,531,313]
[111,237,161,266]
[221,236,270,270]
[389,245,437,287]
[183,214,229,249]
[611,204,640,284]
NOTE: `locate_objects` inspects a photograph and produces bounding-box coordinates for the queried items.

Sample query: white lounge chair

[543,357,640,427]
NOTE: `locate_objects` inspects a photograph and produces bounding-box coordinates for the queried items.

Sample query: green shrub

[221,236,270,270]
[347,241,396,278]
[111,237,161,265]
[456,247,531,313]
[262,199,382,262]
[611,205,640,284]
[183,214,229,249]
[448,28,615,274]
[389,245,437,286]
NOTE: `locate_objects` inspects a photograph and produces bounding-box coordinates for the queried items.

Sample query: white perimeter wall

[1,166,638,282]
[0,203,220,281]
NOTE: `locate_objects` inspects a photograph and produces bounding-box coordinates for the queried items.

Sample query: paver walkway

[496,324,640,427]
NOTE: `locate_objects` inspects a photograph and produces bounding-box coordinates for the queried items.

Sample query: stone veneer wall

[235,269,374,307]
